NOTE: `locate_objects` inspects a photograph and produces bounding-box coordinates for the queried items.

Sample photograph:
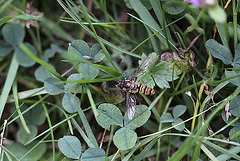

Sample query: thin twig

[100,129,106,148]
[0,120,8,156]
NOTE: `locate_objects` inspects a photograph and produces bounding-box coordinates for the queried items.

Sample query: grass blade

[76,90,98,147]
[0,54,19,120]
[12,80,30,133]
[129,0,174,49]
[205,140,240,160]
[57,0,141,58]
[72,119,95,148]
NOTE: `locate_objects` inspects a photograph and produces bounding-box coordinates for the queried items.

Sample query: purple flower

[83,55,93,60]
[191,0,200,6]
[190,0,217,7]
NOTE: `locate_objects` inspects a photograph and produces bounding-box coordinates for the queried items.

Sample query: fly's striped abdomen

[133,83,141,93]
[118,80,155,95]
[134,83,155,95]
[145,87,155,95]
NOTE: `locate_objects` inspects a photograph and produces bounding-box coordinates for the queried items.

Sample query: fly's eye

[120,80,125,88]
[120,83,124,89]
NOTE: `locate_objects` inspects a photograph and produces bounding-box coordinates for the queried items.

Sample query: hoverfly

[117,56,155,120]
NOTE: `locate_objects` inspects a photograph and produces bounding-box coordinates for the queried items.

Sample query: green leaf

[225,70,240,87]
[15,43,37,67]
[42,44,62,61]
[26,104,46,126]
[229,126,240,141]
[172,118,185,131]
[206,39,232,65]
[68,40,89,59]
[160,113,174,123]
[65,73,83,90]
[79,63,99,79]
[173,105,187,119]
[233,44,240,64]
[0,40,13,57]
[96,103,123,130]
[19,43,64,81]
[61,157,74,161]
[34,64,56,82]
[208,4,227,24]
[139,74,155,89]
[81,148,105,161]
[44,77,65,95]
[2,23,25,46]
[124,105,151,130]
[4,141,46,161]
[17,125,38,144]
[64,54,121,76]
[217,22,229,48]
[163,1,186,15]
[62,92,80,113]
[13,104,46,126]
[221,110,240,126]
[89,43,105,63]
[78,1,119,70]
[113,127,137,150]
[228,22,240,42]
[58,136,82,159]
[229,95,240,117]
[152,62,178,88]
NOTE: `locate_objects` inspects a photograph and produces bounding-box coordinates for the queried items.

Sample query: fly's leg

[134,93,141,105]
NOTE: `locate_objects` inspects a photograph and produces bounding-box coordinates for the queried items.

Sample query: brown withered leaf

[225,102,232,121]
[25,2,44,28]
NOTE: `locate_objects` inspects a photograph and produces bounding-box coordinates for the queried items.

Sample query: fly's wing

[126,92,136,120]
[130,56,152,81]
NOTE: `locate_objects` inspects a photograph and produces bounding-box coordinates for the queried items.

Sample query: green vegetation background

[0,0,240,161]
